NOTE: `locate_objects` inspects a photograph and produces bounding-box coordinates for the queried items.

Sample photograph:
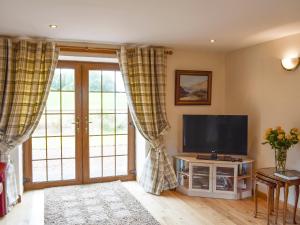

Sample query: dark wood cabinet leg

[271,188,274,214]
[267,187,272,225]
[254,182,258,218]
[293,185,299,224]
[275,185,280,225]
[283,183,289,225]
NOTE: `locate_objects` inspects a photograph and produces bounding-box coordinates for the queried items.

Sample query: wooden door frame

[23,61,83,190]
[81,62,135,184]
[23,61,136,190]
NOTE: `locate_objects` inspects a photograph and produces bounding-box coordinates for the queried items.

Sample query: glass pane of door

[25,62,133,190]
[88,70,128,179]
[31,68,77,182]
[215,167,235,192]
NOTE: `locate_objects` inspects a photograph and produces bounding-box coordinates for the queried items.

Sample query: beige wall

[225,33,300,206]
[165,49,226,156]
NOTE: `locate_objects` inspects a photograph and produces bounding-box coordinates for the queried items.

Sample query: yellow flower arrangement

[262,126,300,171]
[277,134,284,140]
[263,127,299,149]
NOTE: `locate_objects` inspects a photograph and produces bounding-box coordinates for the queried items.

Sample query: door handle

[72,118,80,131]
[85,117,92,132]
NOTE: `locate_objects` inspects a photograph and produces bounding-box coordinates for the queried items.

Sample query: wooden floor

[0,181,299,225]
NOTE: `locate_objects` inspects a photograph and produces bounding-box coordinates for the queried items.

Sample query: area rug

[44,181,160,225]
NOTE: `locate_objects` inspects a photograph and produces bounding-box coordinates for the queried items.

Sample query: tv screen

[183,115,248,155]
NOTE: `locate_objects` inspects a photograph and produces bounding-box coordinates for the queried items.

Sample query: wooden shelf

[238,175,252,180]
[216,174,234,178]
[193,173,209,177]
[193,186,209,189]
[174,155,254,165]
[178,171,190,177]
[238,188,251,192]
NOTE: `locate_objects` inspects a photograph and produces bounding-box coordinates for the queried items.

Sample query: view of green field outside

[31,68,128,182]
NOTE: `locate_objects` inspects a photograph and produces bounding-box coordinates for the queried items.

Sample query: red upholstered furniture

[0,162,7,217]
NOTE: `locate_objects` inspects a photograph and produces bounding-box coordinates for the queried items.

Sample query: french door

[23,61,135,190]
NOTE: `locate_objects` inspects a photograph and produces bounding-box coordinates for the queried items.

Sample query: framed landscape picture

[175,70,212,105]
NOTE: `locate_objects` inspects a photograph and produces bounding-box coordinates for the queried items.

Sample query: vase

[275,148,287,172]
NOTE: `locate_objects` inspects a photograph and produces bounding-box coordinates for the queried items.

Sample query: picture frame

[175,70,212,105]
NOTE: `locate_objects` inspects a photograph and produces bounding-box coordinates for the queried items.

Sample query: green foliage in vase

[262,126,300,150]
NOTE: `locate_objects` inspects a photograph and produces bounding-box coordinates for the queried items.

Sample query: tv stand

[174,155,254,199]
[196,154,243,162]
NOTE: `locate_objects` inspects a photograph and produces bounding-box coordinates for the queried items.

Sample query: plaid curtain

[0,38,58,155]
[0,38,58,208]
[117,46,177,195]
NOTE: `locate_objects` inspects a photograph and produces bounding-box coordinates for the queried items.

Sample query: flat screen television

[183,115,248,155]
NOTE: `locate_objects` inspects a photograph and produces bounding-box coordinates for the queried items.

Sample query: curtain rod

[57,45,173,55]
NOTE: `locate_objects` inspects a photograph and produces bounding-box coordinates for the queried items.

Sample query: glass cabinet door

[176,159,190,189]
[214,166,236,193]
[191,164,211,191]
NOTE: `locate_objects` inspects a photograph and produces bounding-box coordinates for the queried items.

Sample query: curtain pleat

[117,46,177,195]
[0,38,59,153]
[0,38,58,208]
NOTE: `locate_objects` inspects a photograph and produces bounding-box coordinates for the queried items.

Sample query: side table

[256,168,300,225]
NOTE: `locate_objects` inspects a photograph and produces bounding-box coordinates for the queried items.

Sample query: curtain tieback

[0,141,16,155]
[149,138,165,153]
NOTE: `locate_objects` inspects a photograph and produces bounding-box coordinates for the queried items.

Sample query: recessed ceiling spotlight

[210,39,215,43]
[49,24,58,29]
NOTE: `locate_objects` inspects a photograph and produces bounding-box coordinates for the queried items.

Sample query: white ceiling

[1,0,300,51]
